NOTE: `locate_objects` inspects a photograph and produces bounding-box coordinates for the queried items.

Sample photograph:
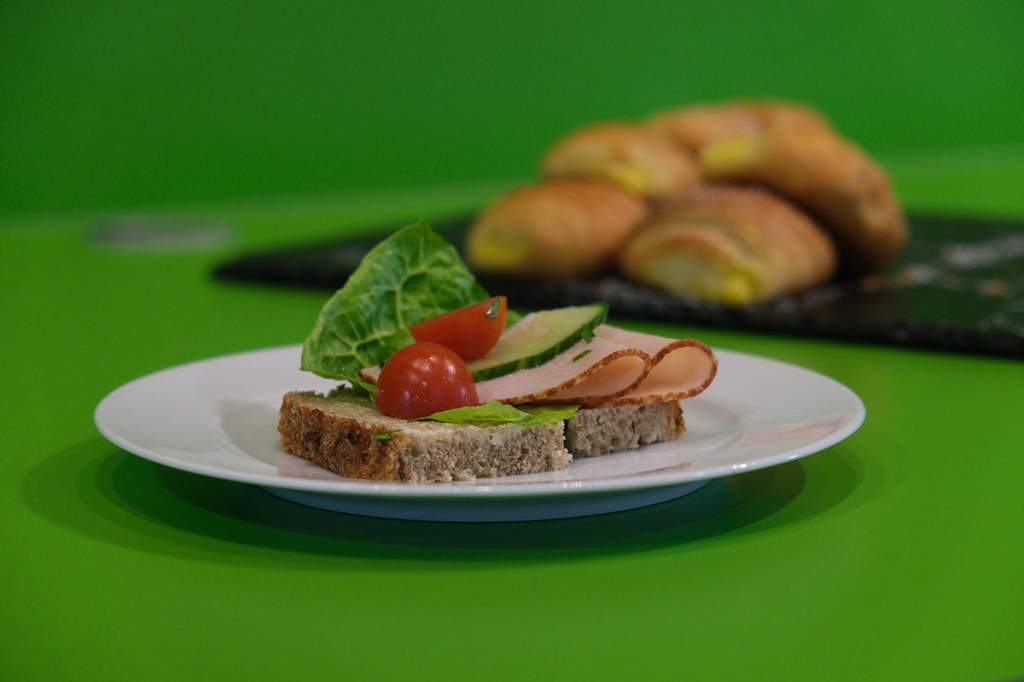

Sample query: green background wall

[2,1,1022,216]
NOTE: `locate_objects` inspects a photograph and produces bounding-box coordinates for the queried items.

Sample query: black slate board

[213,214,1024,359]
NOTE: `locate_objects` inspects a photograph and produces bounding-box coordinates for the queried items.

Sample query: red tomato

[409,296,507,361]
[375,342,480,419]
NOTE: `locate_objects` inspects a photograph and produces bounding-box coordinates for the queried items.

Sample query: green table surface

[4,154,1024,681]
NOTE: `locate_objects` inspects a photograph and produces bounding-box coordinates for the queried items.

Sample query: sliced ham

[359,324,717,408]
[476,336,651,405]
[585,326,718,406]
[518,325,717,406]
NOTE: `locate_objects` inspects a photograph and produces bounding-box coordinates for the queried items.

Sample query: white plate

[94,345,865,522]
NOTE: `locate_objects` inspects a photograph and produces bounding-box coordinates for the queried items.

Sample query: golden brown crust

[465,178,649,277]
[699,128,908,273]
[648,99,832,154]
[618,185,837,304]
[540,122,701,199]
[279,391,402,480]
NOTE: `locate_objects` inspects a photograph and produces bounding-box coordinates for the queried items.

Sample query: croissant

[465,178,649,277]
[648,99,832,154]
[617,185,837,305]
[540,122,701,199]
[699,127,908,273]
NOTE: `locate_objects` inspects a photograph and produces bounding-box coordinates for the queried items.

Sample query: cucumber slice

[467,302,608,381]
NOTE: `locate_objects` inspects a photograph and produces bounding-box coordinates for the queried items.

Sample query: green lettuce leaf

[421,401,580,426]
[300,221,490,381]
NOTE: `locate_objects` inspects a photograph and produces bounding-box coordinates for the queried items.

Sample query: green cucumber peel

[466,302,608,382]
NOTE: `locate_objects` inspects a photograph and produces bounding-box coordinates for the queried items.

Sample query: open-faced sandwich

[278,222,718,482]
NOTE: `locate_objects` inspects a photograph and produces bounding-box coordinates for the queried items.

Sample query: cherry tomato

[375,342,480,419]
[409,296,507,361]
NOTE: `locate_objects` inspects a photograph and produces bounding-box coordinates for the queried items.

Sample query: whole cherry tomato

[409,296,507,361]
[375,342,480,419]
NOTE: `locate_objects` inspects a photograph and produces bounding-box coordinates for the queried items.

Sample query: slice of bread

[565,401,685,457]
[279,389,570,483]
[278,388,685,483]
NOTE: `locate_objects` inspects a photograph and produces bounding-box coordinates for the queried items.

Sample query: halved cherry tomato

[375,342,480,419]
[409,296,507,361]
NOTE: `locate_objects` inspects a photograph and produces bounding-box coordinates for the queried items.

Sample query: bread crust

[465,179,648,277]
[618,184,837,303]
[649,99,832,153]
[541,122,700,199]
[699,128,907,273]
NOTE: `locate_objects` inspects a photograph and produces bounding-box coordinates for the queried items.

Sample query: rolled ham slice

[360,324,717,408]
[585,326,717,405]
[526,325,717,406]
[476,336,651,405]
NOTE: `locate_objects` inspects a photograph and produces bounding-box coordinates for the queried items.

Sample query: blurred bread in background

[618,185,837,305]
[648,100,833,154]
[466,98,907,305]
[465,178,648,277]
[540,123,700,200]
[700,125,908,274]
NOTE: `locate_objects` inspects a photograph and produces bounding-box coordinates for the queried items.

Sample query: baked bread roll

[699,127,908,273]
[466,178,648,277]
[617,185,837,305]
[649,99,832,153]
[540,122,701,199]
